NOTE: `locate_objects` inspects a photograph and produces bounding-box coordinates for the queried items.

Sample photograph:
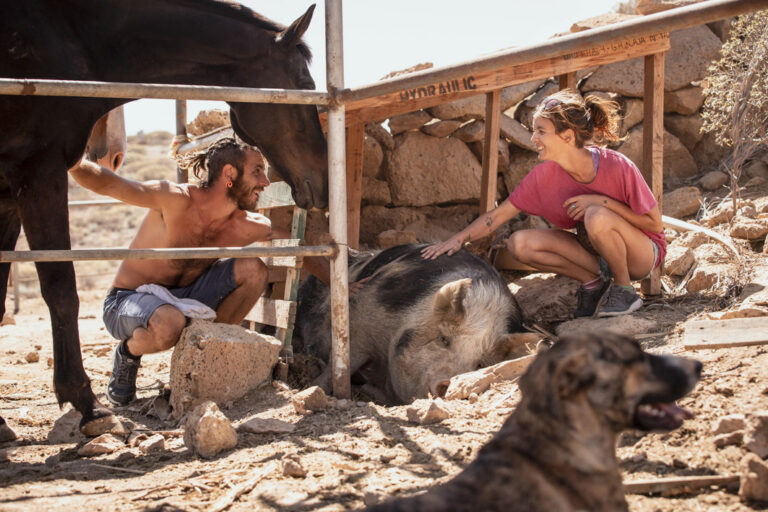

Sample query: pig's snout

[431,379,451,398]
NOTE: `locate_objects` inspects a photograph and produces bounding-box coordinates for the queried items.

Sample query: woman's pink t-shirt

[507,147,666,264]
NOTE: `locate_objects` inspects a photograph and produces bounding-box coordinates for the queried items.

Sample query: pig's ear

[495,332,540,360]
[433,278,472,323]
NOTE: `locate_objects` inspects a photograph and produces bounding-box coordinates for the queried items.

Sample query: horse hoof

[0,421,18,443]
[80,414,129,438]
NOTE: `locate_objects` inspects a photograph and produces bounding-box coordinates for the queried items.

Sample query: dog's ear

[554,348,596,397]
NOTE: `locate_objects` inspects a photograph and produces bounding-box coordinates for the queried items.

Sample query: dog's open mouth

[635,402,694,430]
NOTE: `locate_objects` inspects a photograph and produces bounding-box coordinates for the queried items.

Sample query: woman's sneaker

[597,284,643,317]
[106,342,141,406]
[573,278,612,318]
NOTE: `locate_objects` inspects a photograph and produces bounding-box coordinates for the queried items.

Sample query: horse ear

[276,4,315,47]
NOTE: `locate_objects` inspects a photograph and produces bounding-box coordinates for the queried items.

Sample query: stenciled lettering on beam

[563,33,670,61]
[399,76,477,101]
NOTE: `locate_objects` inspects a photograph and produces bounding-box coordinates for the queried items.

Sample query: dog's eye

[438,335,451,347]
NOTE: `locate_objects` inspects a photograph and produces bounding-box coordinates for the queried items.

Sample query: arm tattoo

[484,214,493,230]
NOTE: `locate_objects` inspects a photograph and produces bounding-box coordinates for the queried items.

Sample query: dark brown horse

[0,0,328,437]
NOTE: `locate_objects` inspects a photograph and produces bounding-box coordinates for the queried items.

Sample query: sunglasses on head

[543,97,562,109]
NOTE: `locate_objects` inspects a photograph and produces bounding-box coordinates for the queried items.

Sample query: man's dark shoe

[106,342,141,406]
[573,278,612,318]
[597,284,643,317]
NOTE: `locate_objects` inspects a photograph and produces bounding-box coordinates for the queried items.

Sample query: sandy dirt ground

[2,139,768,511]
[2,269,768,512]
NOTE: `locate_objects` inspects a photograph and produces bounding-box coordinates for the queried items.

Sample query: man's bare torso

[112,184,269,290]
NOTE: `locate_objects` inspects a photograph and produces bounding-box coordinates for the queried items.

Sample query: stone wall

[354,2,744,248]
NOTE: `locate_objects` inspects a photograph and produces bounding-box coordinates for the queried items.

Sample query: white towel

[136,284,217,320]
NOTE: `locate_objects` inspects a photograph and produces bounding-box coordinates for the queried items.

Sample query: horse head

[228,4,328,210]
[85,106,126,172]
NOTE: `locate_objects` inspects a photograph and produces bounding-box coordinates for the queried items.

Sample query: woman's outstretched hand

[421,237,463,260]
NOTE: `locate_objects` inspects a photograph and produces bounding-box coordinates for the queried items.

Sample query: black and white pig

[295,243,538,404]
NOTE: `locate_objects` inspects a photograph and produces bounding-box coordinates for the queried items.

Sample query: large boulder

[617,125,697,184]
[664,114,704,152]
[170,320,281,418]
[503,147,540,192]
[366,123,395,151]
[361,177,392,206]
[386,131,482,206]
[693,131,730,172]
[636,0,706,14]
[514,81,559,130]
[421,119,462,138]
[570,13,642,32]
[363,134,384,178]
[664,86,704,115]
[467,137,510,175]
[453,120,485,143]
[662,186,702,218]
[621,98,644,135]
[389,110,432,135]
[582,26,723,96]
[427,80,544,120]
[359,204,478,245]
[501,115,536,152]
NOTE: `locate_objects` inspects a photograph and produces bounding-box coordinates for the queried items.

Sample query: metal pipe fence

[2,0,767,397]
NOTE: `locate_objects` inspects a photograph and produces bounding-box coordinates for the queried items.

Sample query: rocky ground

[2,138,768,511]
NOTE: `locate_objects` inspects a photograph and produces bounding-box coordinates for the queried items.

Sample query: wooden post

[345,122,365,249]
[641,52,664,296]
[480,90,501,214]
[558,72,577,90]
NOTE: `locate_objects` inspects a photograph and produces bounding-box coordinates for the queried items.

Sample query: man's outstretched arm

[69,157,181,210]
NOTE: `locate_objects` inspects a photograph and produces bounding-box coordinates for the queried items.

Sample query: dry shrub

[702,10,768,209]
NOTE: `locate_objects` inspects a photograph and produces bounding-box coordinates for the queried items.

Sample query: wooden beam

[480,90,502,214]
[322,31,670,127]
[624,475,739,495]
[345,123,365,249]
[684,317,768,350]
[640,52,665,297]
[558,72,577,90]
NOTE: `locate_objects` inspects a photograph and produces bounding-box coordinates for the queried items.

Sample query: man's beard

[227,177,259,211]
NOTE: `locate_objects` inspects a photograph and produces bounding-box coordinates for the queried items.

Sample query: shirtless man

[69,138,329,406]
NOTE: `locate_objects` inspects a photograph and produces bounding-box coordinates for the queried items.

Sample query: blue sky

[124,1,621,135]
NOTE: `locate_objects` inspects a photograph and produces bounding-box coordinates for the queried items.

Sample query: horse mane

[165,0,313,63]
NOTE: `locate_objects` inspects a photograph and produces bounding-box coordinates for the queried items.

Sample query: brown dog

[366,331,702,512]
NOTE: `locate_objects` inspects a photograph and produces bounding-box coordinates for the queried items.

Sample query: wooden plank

[480,90,502,214]
[640,51,665,297]
[346,123,365,249]
[624,475,739,495]
[683,317,768,350]
[244,298,296,330]
[330,32,670,126]
[558,72,577,90]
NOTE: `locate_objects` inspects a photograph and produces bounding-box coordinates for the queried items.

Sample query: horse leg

[13,163,113,432]
[0,198,21,442]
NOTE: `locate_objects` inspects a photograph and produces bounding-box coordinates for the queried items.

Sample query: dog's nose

[694,360,703,377]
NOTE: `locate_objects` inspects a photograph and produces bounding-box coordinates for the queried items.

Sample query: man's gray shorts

[103,258,237,341]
